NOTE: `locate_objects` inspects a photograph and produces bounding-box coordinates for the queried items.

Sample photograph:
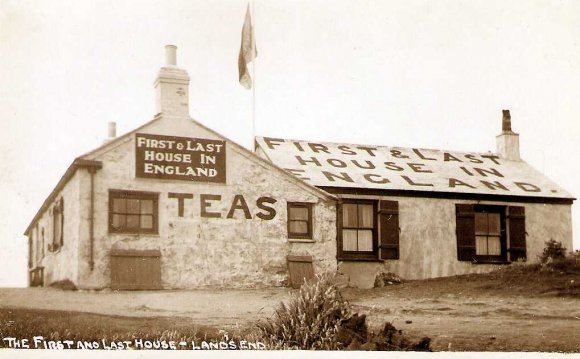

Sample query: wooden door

[287,255,315,289]
[110,249,162,290]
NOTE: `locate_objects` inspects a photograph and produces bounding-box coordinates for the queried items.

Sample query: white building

[25,46,574,289]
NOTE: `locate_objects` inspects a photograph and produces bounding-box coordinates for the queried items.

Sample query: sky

[1,0,579,287]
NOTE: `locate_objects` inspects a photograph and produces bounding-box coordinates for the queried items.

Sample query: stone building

[25,46,574,289]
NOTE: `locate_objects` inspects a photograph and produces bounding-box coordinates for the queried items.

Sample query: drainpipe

[89,167,96,271]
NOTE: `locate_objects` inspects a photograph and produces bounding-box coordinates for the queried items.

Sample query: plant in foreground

[258,273,351,350]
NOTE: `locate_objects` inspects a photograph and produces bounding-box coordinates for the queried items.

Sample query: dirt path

[345,287,580,352]
[0,287,292,327]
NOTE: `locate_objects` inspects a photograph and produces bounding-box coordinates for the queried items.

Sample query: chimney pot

[496,109,520,161]
[165,45,177,67]
[108,121,117,139]
[502,109,512,132]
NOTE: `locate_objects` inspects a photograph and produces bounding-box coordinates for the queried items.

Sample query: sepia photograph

[1,0,579,356]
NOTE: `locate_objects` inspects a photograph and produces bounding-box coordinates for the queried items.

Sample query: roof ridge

[255,135,495,156]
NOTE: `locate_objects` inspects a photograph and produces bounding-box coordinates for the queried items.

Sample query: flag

[238,4,257,89]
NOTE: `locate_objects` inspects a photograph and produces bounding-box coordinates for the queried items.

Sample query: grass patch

[0,307,257,349]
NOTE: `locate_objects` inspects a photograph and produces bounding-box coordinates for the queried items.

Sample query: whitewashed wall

[339,195,573,288]
[74,116,337,289]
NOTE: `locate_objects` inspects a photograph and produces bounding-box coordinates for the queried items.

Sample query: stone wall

[76,116,337,289]
[339,195,573,288]
[30,172,81,286]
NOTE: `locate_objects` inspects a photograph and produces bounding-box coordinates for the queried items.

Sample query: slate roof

[255,136,575,201]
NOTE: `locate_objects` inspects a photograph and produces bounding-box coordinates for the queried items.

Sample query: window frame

[108,190,159,234]
[338,199,379,260]
[287,202,314,240]
[473,205,507,263]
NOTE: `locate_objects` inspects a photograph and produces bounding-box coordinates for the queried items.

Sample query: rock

[411,337,431,351]
[338,315,431,351]
[48,279,77,291]
[374,272,403,288]
[361,342,378,351]
[346,338,362,350]
[336,313,368,347]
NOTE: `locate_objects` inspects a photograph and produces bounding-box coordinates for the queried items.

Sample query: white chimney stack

[154,45,190,116]
[496,109,520,161]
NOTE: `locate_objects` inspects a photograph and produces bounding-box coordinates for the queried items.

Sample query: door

[110,249,162,290]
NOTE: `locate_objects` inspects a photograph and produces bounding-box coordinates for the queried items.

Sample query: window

[475,212,501,256]
[340,201,377,258]
[109,190,159,234]
[287,202,313,239]
[456,204,515,263]
[474,206,506,261]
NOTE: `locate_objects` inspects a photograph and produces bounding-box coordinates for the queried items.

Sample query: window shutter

[456,204,476,261]
[28,236,33,269]
[379,200,399,260]
[53,205,58,247]
[336,202,343,258]
[507,206,526,261]
[60,198,64,246]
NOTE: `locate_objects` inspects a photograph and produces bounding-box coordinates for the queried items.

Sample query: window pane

[289,221,308,235]
[357,230,373,251]
[126,215,140,229]
[289,206,309,221]
[141,200,154,214]
[342,229,358,251]
[113,198,126,213]
[475,213,488,234]
[141,215,153,229]
[488,213,500,235]
[358,204,374,228]
[476,235,488,255]
[127,199,140,214]
[342,204,358,227]
[487,236,501,255]
[112,214,125,229]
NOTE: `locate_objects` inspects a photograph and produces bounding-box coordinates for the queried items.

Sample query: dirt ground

[1,268,579,352]
[0,287,292,328]
[345,285,580,352]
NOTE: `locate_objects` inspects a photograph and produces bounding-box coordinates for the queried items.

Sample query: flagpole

[251,0,256,151]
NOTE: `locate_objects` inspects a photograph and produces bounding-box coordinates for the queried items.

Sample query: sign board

[255,136,574,199]
[135,133,226,183]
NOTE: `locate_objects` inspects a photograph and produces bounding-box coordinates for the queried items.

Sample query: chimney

[495,109,520,161]
[154,45,190,116]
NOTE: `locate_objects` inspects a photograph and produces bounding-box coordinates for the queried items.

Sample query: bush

[539,239,567,264]
[258,273,351,350]
[258,273,432,350]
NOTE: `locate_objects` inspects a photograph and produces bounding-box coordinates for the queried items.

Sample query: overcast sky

[1,0,579,287]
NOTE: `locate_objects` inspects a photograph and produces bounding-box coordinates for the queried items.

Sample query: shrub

[539,239,567,264]
[258,273,351,350]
